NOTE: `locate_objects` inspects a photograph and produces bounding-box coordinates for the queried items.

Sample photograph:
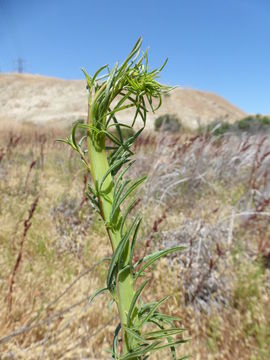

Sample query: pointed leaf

[111,176,147,222]
[120,199,138,237]
[129,217,142,266]
[113,322,121,358]
[127,279,149,327]
[119,341,159,360]
[144,328,185,340]
[135,247,185,281]
[106,232,130,290]
[151,339,188,352]
[125,327,147,344]
[140,296,170,326]
[89,287,108,304]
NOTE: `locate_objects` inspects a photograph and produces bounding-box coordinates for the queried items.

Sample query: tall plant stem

[87,108,136,355]
[62,38,186,359]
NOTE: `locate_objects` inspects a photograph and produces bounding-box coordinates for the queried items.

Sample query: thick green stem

[69,40,183,359]
[87,109,136,355]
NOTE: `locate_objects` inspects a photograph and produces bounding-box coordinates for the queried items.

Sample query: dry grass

[0,124,269,359]
[0,73,245,130]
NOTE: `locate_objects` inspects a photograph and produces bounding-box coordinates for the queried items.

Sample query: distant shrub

[237,115,270,131]
[207,121,231,136]
[206,115,270,136]
[154,114,181,132]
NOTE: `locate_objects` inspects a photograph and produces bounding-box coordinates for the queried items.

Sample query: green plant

[72,118,86,138]
[206,120,231,136]
[237,115,270,131]
[233,260,270,359]
[206,316,221,353]
[61,38,186,359]
[111,126,135,142]
[154,114,181,132]
[205,114,270,136]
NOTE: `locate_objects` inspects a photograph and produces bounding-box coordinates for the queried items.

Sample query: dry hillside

[0,73,246,129]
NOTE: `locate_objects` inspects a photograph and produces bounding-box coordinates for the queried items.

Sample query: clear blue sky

[0,0,269,114]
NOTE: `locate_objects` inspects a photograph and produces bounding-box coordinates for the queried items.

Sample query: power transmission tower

[14,57,25,73]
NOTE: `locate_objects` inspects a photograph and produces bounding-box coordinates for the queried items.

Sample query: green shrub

[205,114,270,136]
[207,121,231,136]
[237,115,270,131]
[154,114,181,132]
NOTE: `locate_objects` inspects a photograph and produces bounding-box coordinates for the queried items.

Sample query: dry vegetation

[0,73,245,130]
[0,122,269,359]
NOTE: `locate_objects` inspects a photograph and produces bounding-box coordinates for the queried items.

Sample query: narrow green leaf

[118,37,142,74]
[78,135,87,148]
[99,158,124,191]
[112,178,132,216]
[105,145,118,151]
[110,143,133,166]
[81,67,92,90]
[89,287,108,304]
[147,319,178,360]
[114,161,134,193]
[151,339,188,352]
[135,247,185,281]
[152,312,182,323]
[125,327,147,344]
[107,217,139,290]
[119,341,159,360]
[140,296,170,326]
[129,217,142,266]
[71,121,80,150]
[144,328,185,340]
[102,62,118,112]
[107,123,133,130]
[117,264,131,278]
[126,48,141,70]
[125,126,145,146]
[120,199,138,237]
[106,232,130,290]
[110,113,124,143]
[56,138,72,146]
[127,279,149,327]
[107,90,133,122]
[103,129,123,146]
[113,322,121,358]
[91,64,108,85]
[111,176,147,222]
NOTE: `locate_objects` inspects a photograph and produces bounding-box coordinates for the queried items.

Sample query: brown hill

[0,73,246,129]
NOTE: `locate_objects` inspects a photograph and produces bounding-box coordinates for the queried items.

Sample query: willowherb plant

[62,38,187,359]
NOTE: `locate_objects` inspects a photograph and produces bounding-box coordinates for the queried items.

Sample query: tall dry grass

[0,123,269,359]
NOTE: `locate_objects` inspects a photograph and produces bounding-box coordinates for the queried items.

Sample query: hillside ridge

[0,73,246,129]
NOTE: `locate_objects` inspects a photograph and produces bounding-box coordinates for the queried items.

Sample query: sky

[0,0,269,114]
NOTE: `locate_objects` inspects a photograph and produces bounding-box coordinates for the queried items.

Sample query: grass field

[0,123,269,359]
